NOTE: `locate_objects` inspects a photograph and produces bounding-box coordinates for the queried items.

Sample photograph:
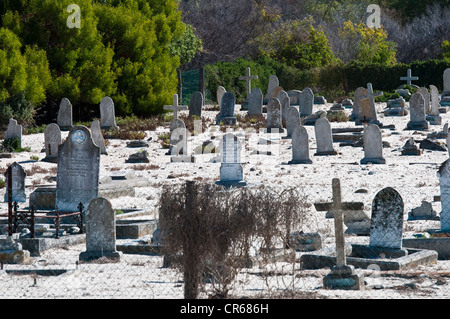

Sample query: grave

[3,162,26,203]
[248,87,263,116]
[314,96,327,105]
[188,91,203,117]
[216,133,246,187]
[406,92,430,130]
[407,201,439,221]
[264,75,279,103]
[302,185,438,270]
[399,68,419,88]
[341,99,353,108]
[79,197,122,262]
[360,124,386,164]
[216,92,237,125]
[417,87,431,114]
[169,119,195,163]
[239,67,258,110]
[401,137,422,156]
[384,97,408,117]
[216,86,227,108]
[289,232,322,251]
[278,90,290,122]
[314,117,338,156]
[164,94,188,120]
[57,98,73,131]
[299,88,314,117]
[266,98,284,133]
[91,120,107,155]
[4,118,22,147]
[99,96,119,130]
[349,87,368,122]
[43,123,62,162]
[442,68,450,100]
[0,234,30,264]
[355,83,383,126]
[426,85,442,125]
[285,106,301,139]
[288,126,312,164]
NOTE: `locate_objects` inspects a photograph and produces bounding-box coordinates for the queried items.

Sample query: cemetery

[0,0,449,302]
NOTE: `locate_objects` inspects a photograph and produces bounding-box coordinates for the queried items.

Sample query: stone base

[323,265,365,290]
[170,155,196,163]
[288,159,313,165]
[265,128,285,134]
[406,121,429,130]
[79,250,122,262]
[360,157,386,165]
[426,115,442,125]
[216,117,237,125]
[314,150,338,156]
[215,180,247,188]
[401,149,423,156]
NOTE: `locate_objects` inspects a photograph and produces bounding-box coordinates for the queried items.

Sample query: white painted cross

[239,67,259,99]
[400,69,419,86]
[164,94,188,120]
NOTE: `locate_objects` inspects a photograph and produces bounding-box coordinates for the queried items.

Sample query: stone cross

[400,69,419,86]
[330,178,346,267]
[239,67,258,99]
[361,83,383,104]
[164,94,188,120]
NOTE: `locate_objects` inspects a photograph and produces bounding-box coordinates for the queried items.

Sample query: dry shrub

[158,181,309,299]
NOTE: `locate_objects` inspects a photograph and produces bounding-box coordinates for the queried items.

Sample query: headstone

[426,85,442,125]
[57,98,73,131]
[4,162,26,203]
[442,68,450,99]
[408,201,438,221]
[169,119,195,163]
[355,83,382,126]
[417,87,431,114]
[341,99,353,108]
[4,118,22,147]
[164,94,188,120]
[406,92,429,130]
[285,106,301,138]
[288,126,312,164]
[299,88,314,117]
[314,117,337,156]
[216,92,237,125]
[438,159,450,231]
[79,197,122,262]
[264,75,279,102]
[91,120,107,155]
[360,124,385,164]
[56,126,100,212]
[350,87,368,121]
[43,123,62,162]
[188,91,203,117]
[216,133,246,187]
[401,137,422,156]
[277,90,290,122]
[369,187,404,250]
[287,90,302,105]
[248,87,263,116]
[400,68,419,87]
[100,97,118,130]
[314,96,327,105]
[216,86,227,107]
[266,98,284,133]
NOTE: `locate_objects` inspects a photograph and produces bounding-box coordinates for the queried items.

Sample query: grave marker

[299,88,314,117]
[164,94,188,120]
[400,68,419,86]
[57,98,73,131]
[360,124,386,164]
[248,87,263,116]
[427,85,442,125]
[216,86,227,108]
[288,126,312,164]
[3,162,26,203]
[188,91,203,117]
[264,75,279,102]
[266,98,284,133]
[239,67,258,99]
[91,120,107,155]
[356,83,382,125]
[4,118,22,147]
[43,123,62,162]
[406,92,429,130]
[314,117,337,156]
[100,97,119,130]
[216,133,246,187]
[216,92,237,125]
[285,106,301,138]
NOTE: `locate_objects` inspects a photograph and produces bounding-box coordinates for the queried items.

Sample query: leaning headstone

[417,87,431,114]
[426,85,442,125]
[188,91,203,117]
[79,197,122,262]
[266,98,284,133]
[4,118,22,147]
[43,123,62,162]
[264,75,279,102]
[248,87,263,116]
[56,126,100,212]
[216,92,237,125]
[299,88,314,117]
[216,86,227,108]
[285,106,301,138]
[57,98,73,131]
[314,117,337,156]
[360,124,385,164]
[91,120,107,155]
[369,187,404,250]
[406,92,429,130]
[288,126,312,164]
[216,133,246,187]
[4,162,26,203]
[100,97,118,130]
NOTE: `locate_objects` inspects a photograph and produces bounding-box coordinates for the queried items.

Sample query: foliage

[443,41,450,61]
[1,137,30,153]
[169,24,203,70]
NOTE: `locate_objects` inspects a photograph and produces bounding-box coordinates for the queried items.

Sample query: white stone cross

[400,69,419,86]
[331,178,346,268]
[164,94,188,120]
[361,83,383,102]
[239,67,259,99]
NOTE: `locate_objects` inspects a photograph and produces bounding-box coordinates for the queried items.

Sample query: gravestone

[287,90,302,105]
[91,120,107,155]
[57,98,73,131]
[285,106,301,139]
[369,187,404,250]
[406,92,429,130]
[360,124,385,164]
[79,197,122,262]
[355,83,382,126]
[288,126,312,164]
[169,119,195,163]
[350,87,368,121]
[299,88,314,117]
[314,117,337,156]
[426,85,442,125]
[216,92,237,125]
[438,159,450,231]
[216,86,227,107]
[277,90,290,122]
[100,97,118,130]
[43,123,62,162]
[442,68,450,99]
[417,87,431,114]
[164,94,188,120]
[401,137,422,156]
[4,162,26,203]
[264,75,279,102]
[400,68,419,87]
[56,126,100,212]
[248,87,263,116]
[266,98,284,133]
[4,118,22,147]
[216,133,246,187]
[188,91,203,117]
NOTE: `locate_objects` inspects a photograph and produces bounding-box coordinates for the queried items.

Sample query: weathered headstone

[314,117,337,156]
[438,159,450,231]
[57,98,73,131]
[188,91,203,117]
[216,133,246,187]
[417,87,431,114]
[277,90,290,123]
[288,126,312,164]
[56,126,100,212]
[369,187,404,250]
[355,83,383,126]
[164,94,188,120]
[4,162,26,203]
[360,124,385,164]
[426,85,442,125]
[400,68,419,87]
[266,98,284,133]
[100,97,118,130]
[442,68,450,99]
[216,86,227,107]
[91,120,107,155]
[406,92,429,130]
[79,197,122,262]
[299,88,314,117]
[264,75,279,102]
[350,87,368,121]
[4,118,22,146]
[169,119,195,163]
[248,87,263,116]
[43,123,62,162]
[285,106,301,138]
[216,92,237,125]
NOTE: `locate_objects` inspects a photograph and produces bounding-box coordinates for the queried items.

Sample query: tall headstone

[79,197,122,262]
[216,86,227,108]
[264,75,279,102]
[438,159,450,231]
[188,91,203,117]
[314,117,337,156]
[248,87,263,116]
[56,126,100,212]
[369,187,404,250]
[355,83,383,125]
[360,124,385,164]
[417,87,431,114]
[288,126,312,164]
[350,87,368,121]
[299,88,314,117]
[266,98,284,133]
[57,98,73,131]
[406,92,429,130]
[4,162,26,203]
[442,68,450,99]
[426,85,442,125]
[43,123,62,162]
[100,97,118,130]
[216,92,237,125]
[216,133,246,187]
[164,94,188,120]
[91,120,107,155]
[285,106,301,139]
[277,90,290,122]
[4,118,22,146]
